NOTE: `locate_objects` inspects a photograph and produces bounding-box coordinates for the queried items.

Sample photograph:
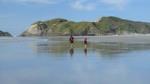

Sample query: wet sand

[74,34,150,44]
[1,34,150,44]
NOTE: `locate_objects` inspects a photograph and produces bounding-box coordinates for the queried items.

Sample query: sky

[0,0,150,36]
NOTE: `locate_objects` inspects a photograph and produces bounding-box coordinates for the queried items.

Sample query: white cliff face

[21,23,48,36]
[27,24,42,35]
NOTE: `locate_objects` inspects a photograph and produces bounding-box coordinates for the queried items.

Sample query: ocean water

[0,36,150,84]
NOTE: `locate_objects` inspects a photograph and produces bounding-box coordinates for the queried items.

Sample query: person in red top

[69,35,74,48]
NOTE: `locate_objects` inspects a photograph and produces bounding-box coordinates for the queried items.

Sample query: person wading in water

[69,35,74,48]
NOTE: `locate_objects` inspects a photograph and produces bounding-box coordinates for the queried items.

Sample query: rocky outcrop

[21,22,48,36]
[0,30,12,37]
[20,16,150,36]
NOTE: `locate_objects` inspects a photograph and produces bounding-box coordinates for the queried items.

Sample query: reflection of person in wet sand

[69,48,74,57]
[69,35,74,48]
[84,48,87,55]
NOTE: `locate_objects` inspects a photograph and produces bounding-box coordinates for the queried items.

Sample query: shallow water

[0,37,150,84]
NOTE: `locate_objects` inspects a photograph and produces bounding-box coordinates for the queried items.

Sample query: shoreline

[2,33,150,38]
[0,34,150,44]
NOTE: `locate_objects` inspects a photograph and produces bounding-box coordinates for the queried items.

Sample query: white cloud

[71,0,97,11]
[0,0,61,4]
[0,0,129,10]
[100,0,128,10]
[71,0,128,11]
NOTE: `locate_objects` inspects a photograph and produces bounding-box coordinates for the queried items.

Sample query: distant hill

[0,30,12,37]
[20,16,150,36]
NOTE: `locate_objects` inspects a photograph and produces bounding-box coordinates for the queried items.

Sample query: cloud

[0,0,61,4]
[71,0,97,11]
[100,0,128,10]
[0,0,129,10]
[71,0,128,11]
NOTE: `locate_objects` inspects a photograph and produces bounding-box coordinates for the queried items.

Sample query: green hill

[0,30,12,37]
[20,16,150,36]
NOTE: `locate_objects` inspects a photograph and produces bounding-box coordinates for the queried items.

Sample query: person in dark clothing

[69,35,74,48]
[84,37,87,49]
